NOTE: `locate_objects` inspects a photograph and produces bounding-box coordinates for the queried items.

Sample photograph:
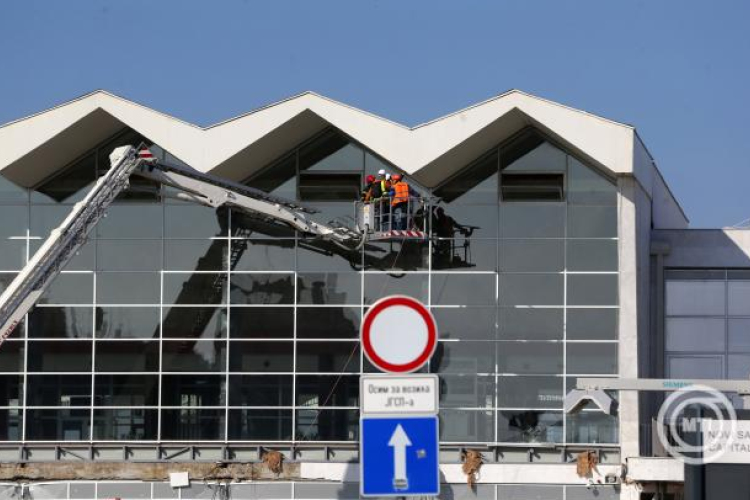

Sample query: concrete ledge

[626,457,684,482]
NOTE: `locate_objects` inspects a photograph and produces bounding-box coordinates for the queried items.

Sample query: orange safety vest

[392,181,409,206]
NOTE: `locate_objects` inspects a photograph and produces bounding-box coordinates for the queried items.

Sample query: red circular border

[361,295,438,373]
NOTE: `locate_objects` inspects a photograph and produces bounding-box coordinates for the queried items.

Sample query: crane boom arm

[0,145,361,349]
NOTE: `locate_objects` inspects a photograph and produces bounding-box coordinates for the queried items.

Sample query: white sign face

[361,296,437,373]
[703,419,750,464]
[361,375,439,415]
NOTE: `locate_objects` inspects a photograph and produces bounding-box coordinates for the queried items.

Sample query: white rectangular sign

[703,419,750,464]
[361,374,438,415]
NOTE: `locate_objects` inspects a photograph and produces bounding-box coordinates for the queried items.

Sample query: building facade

[0,90,745,499]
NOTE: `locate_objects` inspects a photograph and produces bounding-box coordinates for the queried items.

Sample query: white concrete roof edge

[0,88,683,221]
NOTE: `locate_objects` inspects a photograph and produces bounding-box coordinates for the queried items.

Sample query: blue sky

[1,0,748,227]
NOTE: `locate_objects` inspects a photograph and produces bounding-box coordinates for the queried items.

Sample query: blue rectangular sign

[360,415,440,497]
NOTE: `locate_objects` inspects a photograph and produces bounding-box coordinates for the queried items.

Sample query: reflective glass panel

[25,409,91,440]
[229,375,292,406]
[162,341,226,372]
[93,409,157,440]
[229,274,294,305]
[96,307,160,339]
[27,341,92,372]
[95,375,158,406]
[229,341,293,372]
[296,307,360,339]
[498,410,563,443]
[29,307,93,338]
[497,341,563,374]
[161,375,225,406]
[26,375,91,406]
[228,409,293,440]
[230,307,293,338]
[95,341,159,372]
[296,342,360,373]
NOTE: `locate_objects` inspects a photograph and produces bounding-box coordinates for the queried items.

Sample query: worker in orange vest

[390,174,411,230]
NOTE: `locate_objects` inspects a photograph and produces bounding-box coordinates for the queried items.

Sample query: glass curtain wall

[0,127,618,444]
[665,269,750,407]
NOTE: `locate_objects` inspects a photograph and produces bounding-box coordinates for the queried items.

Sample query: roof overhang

[0,89,684,224]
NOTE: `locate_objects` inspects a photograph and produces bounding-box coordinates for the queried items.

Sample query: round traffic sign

[361,295,438,373]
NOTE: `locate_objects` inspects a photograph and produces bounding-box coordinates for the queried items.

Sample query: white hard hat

[378,169,386,176]
[386,174,391,180]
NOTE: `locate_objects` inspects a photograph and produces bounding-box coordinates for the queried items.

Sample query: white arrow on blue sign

[360,416,440,497]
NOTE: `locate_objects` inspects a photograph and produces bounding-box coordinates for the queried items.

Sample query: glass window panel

[501,173,564,202]
[32,152,96,204]
[364,273,428,305]
[299,172,362,202]
[0,239,25,270]
[229,274,294,305]
[566,412,619,444]
[30,205,73,237]
[729,319,750,352]
[365,240,429,271]
[95,341,159,372]
[0,342,23,372]
[162,307,226,339]
[0,206,28,238]
[298,240,359,272]
[434,151,498,205]
[163,273,228,306]
[300,133,362,173]
[228,409,293,440]
[25,409,91,440]
[728,355,750,380]
[0,410,21,440]
[0,273,17,296]
[160,409,225,440]
[430,341,496,374]
[0,376,22,406]
[162,341,226,372]
[500,204,564,238]
[439,409,494,442]
[729,281,750,316]
[431,307,496,340]
[666,280,725,316]
[568,158,617,205]
[567,343,617,374]
[161,375,225,406]
[499,239,563,273]
[498,341,563,374]
[164,205,228,238]
[296,342,360,373]
[95,375,158,406]
[439,375,494,408]
[432,238,496,272]
[431,205,498,239]
[567,274,618,306]
[39,273,93,304]
[567,309,618,340]
[164,239,227,271]
[567,239,618,272]
[498,376,563,409]
[0,176,27,203]
[234,239,295,271]
[297,307,360,339]
[230,307,292,339]
[504,141,566,173]
[26,375,91,406]
[245,154,297,199]
[498,410,563,443]
[29,307,93,338]
[229,341,293,372]
[296,375,358,408]
[94,409,158,440]
[96,239,162,271]
[27,341,92,372]
[668,356,723,379]
[668,269,726,281]
[298,273,361,304]
[96,307,160,339]
[97,272,159,305]
[295,409,358,441]
[499,307,563,340]
[96,204,163,238]
[229,375,293,406]
[500,273,564,306]
[431,273,495,306]
[567,206,617,238]
[666,318,726,352]
[30,238,94,271]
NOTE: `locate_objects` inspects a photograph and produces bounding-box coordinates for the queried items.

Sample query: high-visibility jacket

[391,181,409,206]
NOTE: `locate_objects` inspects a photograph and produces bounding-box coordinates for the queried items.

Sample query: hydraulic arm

[0,145,363,348]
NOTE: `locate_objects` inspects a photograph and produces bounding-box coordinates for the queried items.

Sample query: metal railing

[356,196,429,234]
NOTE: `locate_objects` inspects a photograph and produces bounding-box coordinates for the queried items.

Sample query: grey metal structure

[0,145,363,352]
